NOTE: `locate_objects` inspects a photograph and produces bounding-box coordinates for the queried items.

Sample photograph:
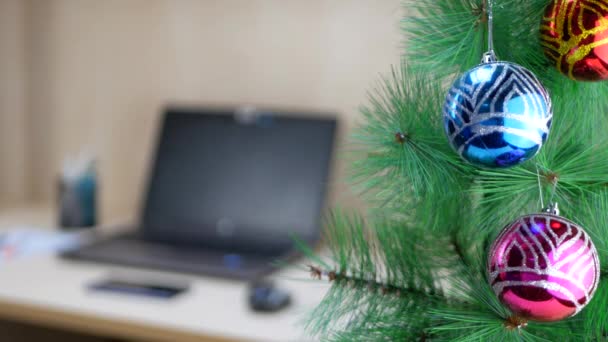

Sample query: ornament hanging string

[548,175,558,208]
[535,164,559,211]
[482,0,497,63]
[536,164,545,209]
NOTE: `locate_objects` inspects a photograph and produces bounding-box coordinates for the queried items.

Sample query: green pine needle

[350,60,468,202]
[350,60,475,234]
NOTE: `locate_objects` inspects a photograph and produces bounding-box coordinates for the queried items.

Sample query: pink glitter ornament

[487,211,600,322]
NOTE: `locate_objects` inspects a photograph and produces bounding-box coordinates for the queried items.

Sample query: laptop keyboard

[63,235,276,279]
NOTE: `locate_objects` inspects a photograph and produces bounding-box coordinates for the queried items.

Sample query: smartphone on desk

[88,277,189,299]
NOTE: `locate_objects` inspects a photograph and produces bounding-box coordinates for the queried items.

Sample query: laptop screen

[141,108,336,253]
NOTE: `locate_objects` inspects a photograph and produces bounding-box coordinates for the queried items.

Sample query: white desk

[0,206,329,341]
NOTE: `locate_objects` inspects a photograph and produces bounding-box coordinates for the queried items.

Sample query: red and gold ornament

[540,0,608,81]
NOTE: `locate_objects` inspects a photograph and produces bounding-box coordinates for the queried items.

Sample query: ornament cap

[481,0,497,64]
[542,202,559,216]
[481,51,497,64]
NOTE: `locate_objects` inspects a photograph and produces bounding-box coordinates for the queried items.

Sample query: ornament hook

[481,0,497,63]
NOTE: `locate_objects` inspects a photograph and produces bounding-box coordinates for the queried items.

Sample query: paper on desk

[0,228,84,262]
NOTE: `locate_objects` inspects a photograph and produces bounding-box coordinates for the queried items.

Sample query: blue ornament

[443,61,552,168]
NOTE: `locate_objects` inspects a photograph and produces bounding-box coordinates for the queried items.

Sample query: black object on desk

[63,106,337,280]
[89,278,188,299]
[248,280,291,312]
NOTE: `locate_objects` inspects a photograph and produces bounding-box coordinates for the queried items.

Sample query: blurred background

[0,0,402,220]
[0,1,402,341]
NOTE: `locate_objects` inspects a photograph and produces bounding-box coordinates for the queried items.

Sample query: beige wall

[4,0,402,222]
[0,0,29,204]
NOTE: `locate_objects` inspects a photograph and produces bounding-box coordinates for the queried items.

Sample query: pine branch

[403,0,487,78]
[303,210,465,339]
[404,1,551,76]
[305,0,608,340]
[351,60,468,197]
[306,264,439,300]
[305,279,440,339]
[468,133,608,238]
[350,61,474,231]
[427,270,579,341]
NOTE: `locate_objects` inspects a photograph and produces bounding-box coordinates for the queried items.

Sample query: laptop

[63,106,337,280]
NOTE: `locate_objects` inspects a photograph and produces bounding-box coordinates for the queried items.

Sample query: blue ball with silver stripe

[443,61,552,168]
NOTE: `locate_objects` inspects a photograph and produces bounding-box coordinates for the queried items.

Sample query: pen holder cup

[58,173,97,229]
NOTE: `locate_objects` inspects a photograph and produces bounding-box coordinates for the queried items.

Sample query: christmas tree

[303,0,608,340]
